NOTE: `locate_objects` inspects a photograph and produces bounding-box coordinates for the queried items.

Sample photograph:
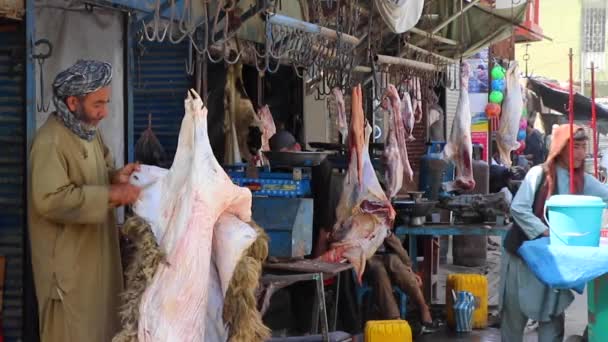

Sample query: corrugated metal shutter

[133,41,192,165]
[0,30,24,341]
[445,63,460,136]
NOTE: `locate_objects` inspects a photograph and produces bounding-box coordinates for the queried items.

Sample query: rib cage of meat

[318,85,395,282]
[135,90,254,341]
[496,61,523,167]
[443,62,476,191]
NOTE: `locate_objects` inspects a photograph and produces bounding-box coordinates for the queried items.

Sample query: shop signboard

[468,49,490,162]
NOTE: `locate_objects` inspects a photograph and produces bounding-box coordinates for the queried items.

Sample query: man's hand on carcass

[112,162,140,185]
[109,183,141,207]
[542,229,550,237]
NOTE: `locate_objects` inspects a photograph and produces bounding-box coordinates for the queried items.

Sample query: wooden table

[263,259,354,340]
[394,223,510,302]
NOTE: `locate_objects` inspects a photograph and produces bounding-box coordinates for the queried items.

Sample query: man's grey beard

[73,107,98,132]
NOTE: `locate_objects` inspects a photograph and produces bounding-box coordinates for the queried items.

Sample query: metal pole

[375,54,439,72]
[267,13,361,46]
[591,61,598,178]
[568,48,575,193]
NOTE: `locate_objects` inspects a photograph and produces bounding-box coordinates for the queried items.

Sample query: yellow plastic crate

[446,273,488,329]
[364,319,412,342]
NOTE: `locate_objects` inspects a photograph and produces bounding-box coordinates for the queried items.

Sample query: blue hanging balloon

[491,79,505,92]
[517,130,526,141]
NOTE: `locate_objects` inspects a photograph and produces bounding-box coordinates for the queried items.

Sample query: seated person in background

[269,130,302,152]
[524,120,546,166]
[365,231,437,332]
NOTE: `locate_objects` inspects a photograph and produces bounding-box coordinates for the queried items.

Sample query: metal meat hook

[32,39,53,112]
[185,40,195,76]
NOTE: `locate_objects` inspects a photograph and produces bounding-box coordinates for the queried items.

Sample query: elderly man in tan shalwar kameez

[28,60,141,342]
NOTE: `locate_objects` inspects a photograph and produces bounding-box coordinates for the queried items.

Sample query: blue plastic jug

[452,290,476,333]
[545,195,606,247]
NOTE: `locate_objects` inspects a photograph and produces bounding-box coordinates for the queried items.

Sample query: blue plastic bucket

[545,195,606,247]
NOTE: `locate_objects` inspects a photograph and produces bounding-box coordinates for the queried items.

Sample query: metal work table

[262,260,354,341]
[394,223,510,301]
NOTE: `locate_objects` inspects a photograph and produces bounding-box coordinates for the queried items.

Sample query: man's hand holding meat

[109,162,142,207]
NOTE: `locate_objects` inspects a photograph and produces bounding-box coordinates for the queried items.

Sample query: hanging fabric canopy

[374,0,424,34]
[420,1,528,59]
[528,77,608,134]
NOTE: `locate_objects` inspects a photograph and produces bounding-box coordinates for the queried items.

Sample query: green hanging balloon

[489,90,504,103]
[491,65,506,80]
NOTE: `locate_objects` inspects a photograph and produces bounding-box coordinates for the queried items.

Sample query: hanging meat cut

[383,84,413,199]
[131,89,258,341]
[318,85,396,282]
[332,87,348,144]
[401,91,416,142]
[410,77,423,123]
[444,62,476,191]
[496,61,523,167]
[349,85,366,187]
[257,105,276,153]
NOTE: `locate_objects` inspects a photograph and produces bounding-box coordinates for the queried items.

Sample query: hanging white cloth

[374,0,425,34]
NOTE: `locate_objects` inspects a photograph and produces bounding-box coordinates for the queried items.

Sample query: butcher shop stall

[14,0,540,341]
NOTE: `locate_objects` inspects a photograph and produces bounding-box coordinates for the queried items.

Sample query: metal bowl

[263,151,332,167]
[392,199,438,218]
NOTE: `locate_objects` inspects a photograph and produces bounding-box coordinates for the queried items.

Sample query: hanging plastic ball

[519,119,528,130]
[516,140,526,154]
[485,103,501,117]
[491,79,505,92]
[491,65,506,80]
[518,130,527,141]
[489,90,504,104]
[521,108,528,118]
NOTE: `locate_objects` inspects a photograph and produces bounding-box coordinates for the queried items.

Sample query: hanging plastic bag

[135,113,167,167]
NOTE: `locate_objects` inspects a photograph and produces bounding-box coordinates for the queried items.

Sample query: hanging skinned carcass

[224,64,265,165]
[443,62,476,191]
[318,85,396,282]
[116,90,269,342]
[135,114,168,168]
[496,61,523,167]
[382,84,414,199]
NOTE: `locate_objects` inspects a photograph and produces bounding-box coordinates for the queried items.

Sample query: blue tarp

[518,237,608,294]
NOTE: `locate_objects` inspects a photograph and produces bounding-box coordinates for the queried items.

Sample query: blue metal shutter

[0,31,24,341]
[133,40,192,164]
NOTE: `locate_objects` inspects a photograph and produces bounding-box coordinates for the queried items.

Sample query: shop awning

[527,77,608,134]
[411,1,531,59]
